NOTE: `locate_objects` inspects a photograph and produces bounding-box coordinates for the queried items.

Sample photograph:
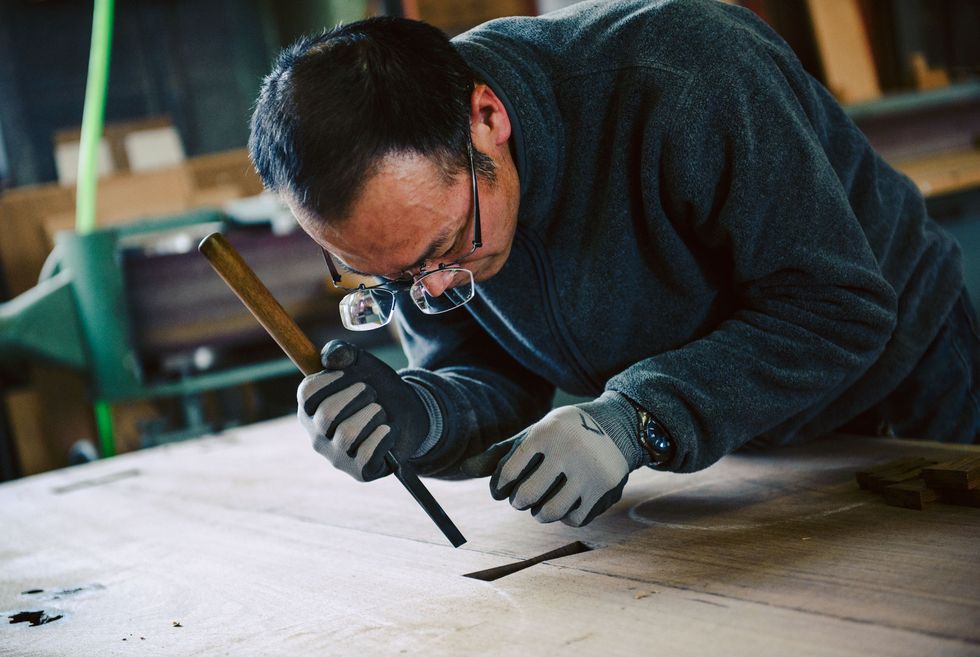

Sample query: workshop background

[0,0,978,481]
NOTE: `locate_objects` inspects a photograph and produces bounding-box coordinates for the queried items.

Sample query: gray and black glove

[297,340,442,481]
[462,392,649,526]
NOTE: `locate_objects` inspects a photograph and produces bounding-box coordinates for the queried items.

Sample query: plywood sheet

[1,419,978,656]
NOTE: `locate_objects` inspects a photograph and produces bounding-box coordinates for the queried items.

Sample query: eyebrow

[397,225,456,274]
[336,223,460,279]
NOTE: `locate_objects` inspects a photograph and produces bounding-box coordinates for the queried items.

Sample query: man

[249,0,979,527]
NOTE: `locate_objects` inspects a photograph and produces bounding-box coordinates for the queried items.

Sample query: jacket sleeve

[606,36,898,472]
[393,297,556,478]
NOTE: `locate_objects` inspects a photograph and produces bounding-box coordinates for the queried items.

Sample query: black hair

[249,16,494,223]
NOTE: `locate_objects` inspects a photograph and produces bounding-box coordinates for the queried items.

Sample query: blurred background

[0,0,978,480]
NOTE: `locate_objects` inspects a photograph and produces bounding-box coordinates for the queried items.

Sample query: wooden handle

[198,232,322,376]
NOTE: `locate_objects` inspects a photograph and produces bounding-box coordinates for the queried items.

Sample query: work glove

[462,392,649,527]
[297,340,440,482]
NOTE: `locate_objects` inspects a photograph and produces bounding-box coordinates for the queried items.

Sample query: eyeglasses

[322,141,483,331]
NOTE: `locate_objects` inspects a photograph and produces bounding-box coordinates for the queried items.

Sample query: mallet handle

[198,233,322,376]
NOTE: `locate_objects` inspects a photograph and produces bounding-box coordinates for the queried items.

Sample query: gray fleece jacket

[395,0,964,476]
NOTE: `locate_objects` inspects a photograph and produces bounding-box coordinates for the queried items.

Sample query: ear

[469,83,511,151]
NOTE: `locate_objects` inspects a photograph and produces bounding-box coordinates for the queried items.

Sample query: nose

[420,272,451,298]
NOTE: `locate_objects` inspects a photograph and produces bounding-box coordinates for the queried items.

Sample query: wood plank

[1,422,979,656]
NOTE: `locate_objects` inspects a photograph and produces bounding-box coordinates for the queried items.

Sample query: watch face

[643,418,675,464]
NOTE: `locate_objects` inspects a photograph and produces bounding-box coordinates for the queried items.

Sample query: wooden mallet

[198,232,466,547]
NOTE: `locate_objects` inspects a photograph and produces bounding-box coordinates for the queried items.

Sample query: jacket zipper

[519,227,604,396]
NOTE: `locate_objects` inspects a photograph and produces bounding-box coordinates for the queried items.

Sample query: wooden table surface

[2,416,979,657]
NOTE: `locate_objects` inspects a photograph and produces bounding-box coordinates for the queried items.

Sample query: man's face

[292,148,520,290]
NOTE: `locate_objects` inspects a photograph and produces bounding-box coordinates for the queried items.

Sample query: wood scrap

[883,480,940,510]
[855,457,937,491]
[920,456,980,490]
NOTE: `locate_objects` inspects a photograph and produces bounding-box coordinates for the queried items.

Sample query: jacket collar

[453,34,563,231]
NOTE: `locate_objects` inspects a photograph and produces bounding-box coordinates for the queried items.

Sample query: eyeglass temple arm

[468,141,482,249]
[322,248,344,286]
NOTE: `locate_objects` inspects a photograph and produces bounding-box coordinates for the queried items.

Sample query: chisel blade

[385,452,466,547]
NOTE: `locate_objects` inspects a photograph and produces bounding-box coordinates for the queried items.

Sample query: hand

[297,340,430,481]
[462,402,640,526]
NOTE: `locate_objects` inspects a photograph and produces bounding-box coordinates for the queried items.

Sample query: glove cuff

[577,391,649,470]
[404,378,444,459]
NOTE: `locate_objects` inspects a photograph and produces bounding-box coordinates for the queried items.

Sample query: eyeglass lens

[410,268,475,314]
[338,287,397,331]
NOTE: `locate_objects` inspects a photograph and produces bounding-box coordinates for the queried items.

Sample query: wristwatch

[625,397,676,468]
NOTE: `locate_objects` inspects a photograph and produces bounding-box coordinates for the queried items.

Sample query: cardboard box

[54,138,115,185]
[0,184,74,295]
[53,116,179,182]
[42,166,195,243]
[124,126,186,172]
[187,149,263,198]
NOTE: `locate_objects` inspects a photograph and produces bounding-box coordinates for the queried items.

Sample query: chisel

[198,232,466,547]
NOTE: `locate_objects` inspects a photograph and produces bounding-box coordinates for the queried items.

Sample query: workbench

[2,416,978,656]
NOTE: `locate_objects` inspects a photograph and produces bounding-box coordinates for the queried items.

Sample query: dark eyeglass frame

[322,140,483,294]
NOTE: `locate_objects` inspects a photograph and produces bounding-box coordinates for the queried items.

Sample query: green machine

[0,212,332,457]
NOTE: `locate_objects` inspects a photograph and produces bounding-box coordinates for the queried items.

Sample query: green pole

[94,401,116,458]
[76,0,115,236]
[77,0,117,457]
